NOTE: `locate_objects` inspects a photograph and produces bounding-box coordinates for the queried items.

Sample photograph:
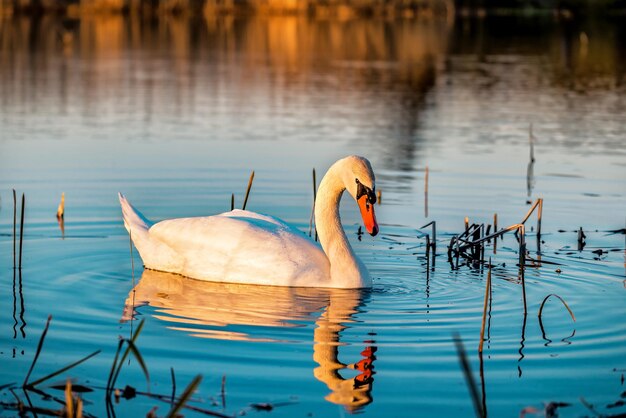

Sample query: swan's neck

[315,164,370,288]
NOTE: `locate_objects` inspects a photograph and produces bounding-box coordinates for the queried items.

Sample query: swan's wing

[148,213,329,286]
[218,209,291,228]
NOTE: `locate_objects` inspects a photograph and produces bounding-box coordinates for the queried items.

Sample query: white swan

[119,155,378,288]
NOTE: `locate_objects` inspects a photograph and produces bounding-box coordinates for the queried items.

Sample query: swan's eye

[356,181,377,204]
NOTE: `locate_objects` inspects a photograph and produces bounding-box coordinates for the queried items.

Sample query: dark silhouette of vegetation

[2,0,622,17]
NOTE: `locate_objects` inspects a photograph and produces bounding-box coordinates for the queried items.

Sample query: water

[1,14,625,417]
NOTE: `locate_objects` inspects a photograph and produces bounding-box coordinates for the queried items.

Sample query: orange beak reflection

[358,195,379,236]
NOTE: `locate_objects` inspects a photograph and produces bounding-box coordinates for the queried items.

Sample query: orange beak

[358,195,379,236]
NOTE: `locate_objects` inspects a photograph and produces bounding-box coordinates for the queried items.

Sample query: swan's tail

[119,193,155,265]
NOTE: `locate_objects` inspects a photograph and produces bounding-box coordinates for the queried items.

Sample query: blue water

[1,15,625,417]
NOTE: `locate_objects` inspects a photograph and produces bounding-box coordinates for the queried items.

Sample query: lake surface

[1,14,625,417]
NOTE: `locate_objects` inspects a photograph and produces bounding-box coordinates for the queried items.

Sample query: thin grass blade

[538,294,576,322]
[28,350,101,388]
[170,367,176,407]
[453,333,484,418]
[165,374,203,418]
[126,339,150,387]
[23,315,52,387]
[106,339,125,394]
[110,320,146,391]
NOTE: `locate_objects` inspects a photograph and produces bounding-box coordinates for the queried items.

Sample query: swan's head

[340,156,379,237]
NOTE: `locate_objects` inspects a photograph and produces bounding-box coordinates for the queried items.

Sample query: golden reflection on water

[1,14,623,85]
[123,269,376,412]
[1,14,623,171]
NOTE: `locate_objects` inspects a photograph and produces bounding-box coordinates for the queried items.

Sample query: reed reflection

[123,269,375,412]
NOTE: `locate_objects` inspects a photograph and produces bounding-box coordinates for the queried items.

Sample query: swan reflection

[123,269,376,412]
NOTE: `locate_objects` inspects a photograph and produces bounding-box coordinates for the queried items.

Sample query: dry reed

[12,189,16,269]
[165,375,203,418]
[478,262,492,353]
[57,192,65,220]
[64,380,84,418]
[242,171,255,211]
[538,294,575,322]
[420,221,437,264]
[424,166,429,218]
[309,168,317,238]
[18,193,25,270]
[519,224,527,314]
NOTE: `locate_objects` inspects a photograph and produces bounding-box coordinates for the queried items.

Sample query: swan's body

[119,156,378,289]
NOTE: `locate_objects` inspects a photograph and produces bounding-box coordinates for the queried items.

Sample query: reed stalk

[170,367,176,407]
[242,171,255,211]
[420,221,437,258]
[230,194,234,211]
[13,189,16,269]
[455,237,460,269]
[309,168,317,237]
[478,263,492,353]
[519,225,527,315]
[65,380,74,418]
[493,213,498,254]
[63,380,84,418]
[465,216,469,231]
[425,166,429,218]
[480,224,485,266]
[457,224,523,252]
[19,193,25,270]
[57,192,65,220]
[447,236,455,266]
[519,224,526,267]
[577,227,586,250]
[479,351,487,418]
[537,198,543,236]
[129,230,135,284]
[529,123,535,163]
[453,333,484,418]
[520,199,540,225]
[221,374,226,408]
